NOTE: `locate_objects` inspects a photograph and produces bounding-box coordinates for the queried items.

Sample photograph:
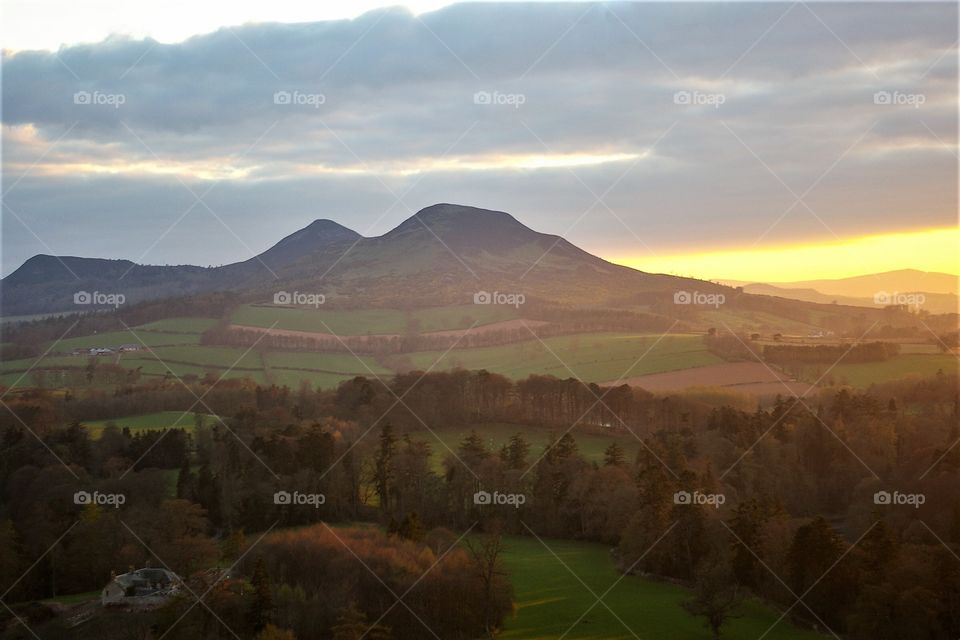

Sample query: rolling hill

[723,270,959,314]
[2,203,727,315]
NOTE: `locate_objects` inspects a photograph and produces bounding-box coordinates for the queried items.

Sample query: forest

[1,366,958,638]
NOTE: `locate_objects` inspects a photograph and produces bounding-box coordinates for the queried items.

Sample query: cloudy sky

[1,1,957,280]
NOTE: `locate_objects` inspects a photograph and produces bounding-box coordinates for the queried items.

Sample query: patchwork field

[498,535,821,639]
[407,333,722,383]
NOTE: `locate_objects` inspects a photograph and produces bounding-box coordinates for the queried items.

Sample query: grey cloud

[1,2,956,274]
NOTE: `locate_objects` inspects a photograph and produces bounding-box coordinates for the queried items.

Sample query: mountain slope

[0,204,829,315]
[722,270,959,314]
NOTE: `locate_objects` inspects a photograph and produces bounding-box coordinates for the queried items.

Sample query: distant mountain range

[721,270,959,314]
[4,204,952,323]
[1,204,724,315]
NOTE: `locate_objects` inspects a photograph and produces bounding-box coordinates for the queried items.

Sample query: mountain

[0,203,838,316]
[722,270,959,314]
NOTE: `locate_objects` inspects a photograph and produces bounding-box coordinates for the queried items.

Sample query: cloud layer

[2,2,957,275]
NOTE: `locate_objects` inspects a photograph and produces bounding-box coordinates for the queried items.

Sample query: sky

[1,1,958,281]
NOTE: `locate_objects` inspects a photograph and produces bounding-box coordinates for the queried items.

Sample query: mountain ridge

[0,203,904,318]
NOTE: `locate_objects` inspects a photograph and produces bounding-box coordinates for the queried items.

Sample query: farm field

[263,351,389,374]
[699,307,823,334]
[407,333,722,383]
[798,353,959,388]
[612,362,813,398]
[427,422,639,470]
[0,354,94,373]
[133,317,219,333]
[51,330,202,351]
[231,303,520,335]
[80,411,217,438]
[498,535,821,640]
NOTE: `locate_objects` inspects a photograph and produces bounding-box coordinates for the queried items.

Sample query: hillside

[722,269,959,314]
[2,203,725,315]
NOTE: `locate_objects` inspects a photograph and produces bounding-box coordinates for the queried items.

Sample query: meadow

[428,422,638,470]
[408,333,722,383]
[498,535,822,640]
[80,410,217,438]
[798,353,958,388]
[230,303,520,335]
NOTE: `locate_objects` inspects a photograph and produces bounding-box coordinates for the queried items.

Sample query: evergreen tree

[603,442,625,467]
[248,556,273,633]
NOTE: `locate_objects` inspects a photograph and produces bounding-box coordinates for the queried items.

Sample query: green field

[134,317,219,333]
[0,354,93,373]
[231,304,519,335]
[408,333,722,383]
[700,308,822,335]
[498,535,821,640]
[81,411,218,438]
[52,330,202,351]
[129,345,263,369]
[263,351,389,374]
[800,354,958,388]
[267,369,361,390]
[429,423,638,470]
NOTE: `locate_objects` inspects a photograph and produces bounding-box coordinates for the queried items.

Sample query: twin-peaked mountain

[2,203,727,314]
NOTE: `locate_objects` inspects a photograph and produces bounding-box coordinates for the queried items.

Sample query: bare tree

[683,556,743,640]
[464,523,511,639]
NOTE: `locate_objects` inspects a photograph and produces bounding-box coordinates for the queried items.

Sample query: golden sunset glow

[614,227,960,282]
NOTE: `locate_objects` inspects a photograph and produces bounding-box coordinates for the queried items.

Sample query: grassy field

[498,535,821,640]
[699,308,823,334]
[81,411,218,438]
[0,354,93,373]
[429,423,638,470]
[799,354,958,388]
[408,333,722,383]
[52,330,202,351]
[133,317,219,333]
[263,351,389,374]
[231,304,520,335]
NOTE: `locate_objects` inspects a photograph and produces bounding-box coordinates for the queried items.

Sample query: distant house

[101,567,182,607]
[118,344,141,352]
[92,347,114,356]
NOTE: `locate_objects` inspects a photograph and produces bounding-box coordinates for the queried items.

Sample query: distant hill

[722,270,959,314]
[1,203,725,315]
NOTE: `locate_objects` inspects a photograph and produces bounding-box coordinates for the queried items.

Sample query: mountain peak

[252,218,362,270]
[386,203,530,239]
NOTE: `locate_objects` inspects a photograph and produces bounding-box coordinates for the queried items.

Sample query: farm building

[101,567,182,607]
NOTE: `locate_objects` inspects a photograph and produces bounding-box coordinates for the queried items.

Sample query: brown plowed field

[606,362,814,397]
